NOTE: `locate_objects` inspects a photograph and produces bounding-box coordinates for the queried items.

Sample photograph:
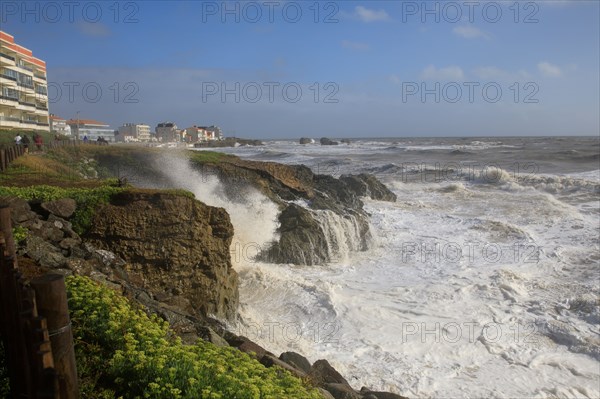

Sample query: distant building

[155,122,180,142]
[184,125,208,142]
[49,114,71,136]
[67,119,115,142]
[118,123,151,142]
[205,126,223,140]
[0,31,50,132]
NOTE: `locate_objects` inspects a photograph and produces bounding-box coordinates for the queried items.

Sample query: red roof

[49,115,65,121]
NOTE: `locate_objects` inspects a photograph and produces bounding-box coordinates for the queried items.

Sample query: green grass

[67,275,324,399]
[188,150,237,164]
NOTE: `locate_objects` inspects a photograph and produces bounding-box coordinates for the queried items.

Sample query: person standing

[14,133,22,145]
[21,134,30,154]
[34,133,43,151]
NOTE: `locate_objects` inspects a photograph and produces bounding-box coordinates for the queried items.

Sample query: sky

[2,0,599,138]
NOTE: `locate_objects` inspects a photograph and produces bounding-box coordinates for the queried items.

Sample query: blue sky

[2,0,599,138]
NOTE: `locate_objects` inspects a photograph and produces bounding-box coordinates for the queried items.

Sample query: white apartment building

[0,31,50,132]
[118,123,151,142]
[67,119,115,142]
[49,114,71,136]
[156,122,180,142]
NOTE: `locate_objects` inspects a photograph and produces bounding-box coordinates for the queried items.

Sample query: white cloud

[452,25,489,39]
[538,61,562,77]
[421,65,465,81]
[354,6,390,23]
[341,40,370,51]
[472,66,531,81]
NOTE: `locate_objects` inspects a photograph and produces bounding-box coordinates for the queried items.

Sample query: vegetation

[188,150,237,165]
[0,185,125,234]
[12,225,28,243]
[67,276,323,399]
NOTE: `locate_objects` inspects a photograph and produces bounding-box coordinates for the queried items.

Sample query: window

[2,87,19,100]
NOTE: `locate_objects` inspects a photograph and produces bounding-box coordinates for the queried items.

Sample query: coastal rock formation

[300,137,314,144]
[192,156,395,265]
[84,191,238,320]
[320,137,339,146]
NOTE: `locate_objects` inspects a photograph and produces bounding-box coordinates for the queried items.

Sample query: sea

[164,137,600,398]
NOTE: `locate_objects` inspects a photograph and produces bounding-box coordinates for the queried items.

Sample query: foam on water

[230,140,600,398]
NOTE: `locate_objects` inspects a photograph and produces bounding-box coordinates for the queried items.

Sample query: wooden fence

[0,140,81,172]
[0,206,78,398]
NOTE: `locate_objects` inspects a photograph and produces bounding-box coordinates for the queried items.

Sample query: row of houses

[0,31,224,144]
[49,115,223,143]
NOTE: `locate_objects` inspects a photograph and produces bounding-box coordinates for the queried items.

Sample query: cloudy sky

[3,1,599,138]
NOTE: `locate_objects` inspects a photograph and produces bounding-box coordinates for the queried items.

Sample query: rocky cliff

[84,191,238,320]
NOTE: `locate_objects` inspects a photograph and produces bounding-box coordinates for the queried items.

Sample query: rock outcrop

[300,137,314,144]
[85,191,238,320]
[191,157,396,265]
[320,137,339,146]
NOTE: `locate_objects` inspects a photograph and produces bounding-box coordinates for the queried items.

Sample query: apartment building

[0,31,50,132]
[118,123,151,142]
[67,119,115,142]
[49,114,71,136]
[156,122,180,142]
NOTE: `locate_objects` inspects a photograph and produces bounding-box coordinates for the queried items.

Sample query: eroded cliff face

[84,191,238,320]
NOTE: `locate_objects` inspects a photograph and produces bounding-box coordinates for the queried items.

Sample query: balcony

[34,74,46,81]
[0,95,18,103]
[18,100,36,108]
[37,122,49,126]
[0,73,16,82]
[22,119,37,125]
[0,53,15,62]
[35,104,48,111]
[17,82,34,90]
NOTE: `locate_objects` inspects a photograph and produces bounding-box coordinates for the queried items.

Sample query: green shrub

[0,185,125,234]
[66,276,323,399]
[12,225,28,243]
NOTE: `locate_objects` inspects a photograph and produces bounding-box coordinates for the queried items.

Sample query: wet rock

[340,174,397,202]
[323,383,361,399]
[279,351,312,374]
[360,387,409,399]
[320,137,339,146]
[309,359,350,386]
[300,137,314,144]
[260,204,330,265]
[40,198,77,219]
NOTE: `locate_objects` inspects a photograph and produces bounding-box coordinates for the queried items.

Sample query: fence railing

[0,206,79,398]
[0,140,80,172]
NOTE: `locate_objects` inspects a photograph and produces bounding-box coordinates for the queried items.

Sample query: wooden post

[0,148,5,171]
[0,206,15,261]
[31,274,79,399]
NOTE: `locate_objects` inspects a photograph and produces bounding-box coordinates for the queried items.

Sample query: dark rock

[259,204,330,265]
[85,192,238,320]
[321,137,339,146]
[323,383,361,399]
[65,258,95,276]
[300,137,314,144]
[195,325,229,347]
[260,354,306,379]
[58,238,81,250]
[360,388,409,399]
[24,236,66,269]
[340,139,351,144]
[340,174,397,202]
[309,359,350,386]
[41,198,77,218]
[279,351,312,374]
[0,196,37,223]
[318,389,336,399]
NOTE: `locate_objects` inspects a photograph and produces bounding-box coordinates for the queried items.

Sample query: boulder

[323,383,361,399]
[300,137,314,144]
[360,388,409,399]
[24,236,66,269]
[40,198,77,218]
[309,359,350,386]
[340,174,397,202]
[259,204,330,265]
[321,137,339,146]
[260,354,306,378]
[279,351,312,374]
[0,196,38,224]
